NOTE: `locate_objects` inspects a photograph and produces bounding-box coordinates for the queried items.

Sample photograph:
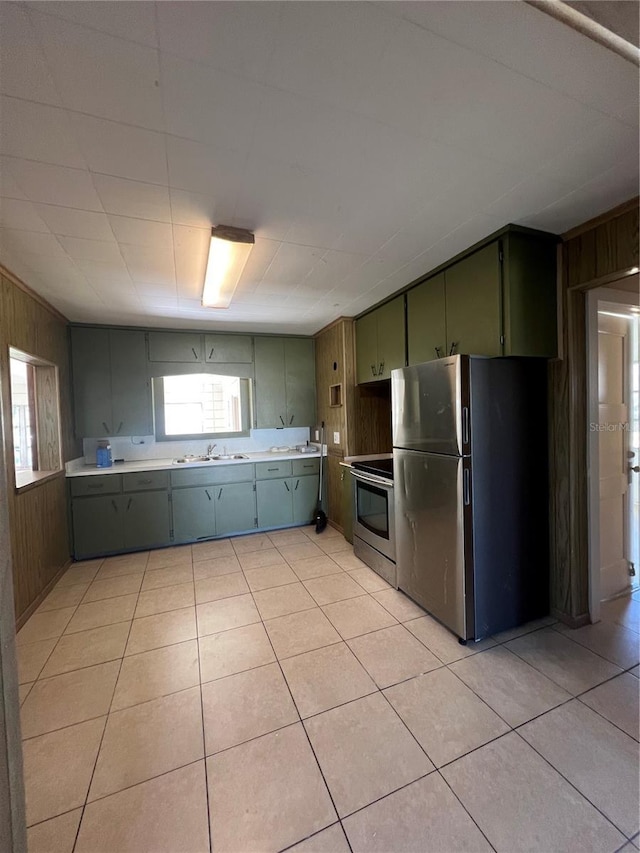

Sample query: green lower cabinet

[172,487,216,543]
[292,476,319,525]
[256,479,294,529]
[122,492,171,550]
[72,495,123,558]
[215,483,256,536]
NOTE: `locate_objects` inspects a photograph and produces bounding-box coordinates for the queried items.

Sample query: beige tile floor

[17,526,640,853]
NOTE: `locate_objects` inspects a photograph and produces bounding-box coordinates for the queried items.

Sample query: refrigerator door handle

[462,406,470,447]
[463,467,471,506]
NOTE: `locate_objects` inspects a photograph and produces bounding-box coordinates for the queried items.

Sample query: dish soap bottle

[96,440,113,469]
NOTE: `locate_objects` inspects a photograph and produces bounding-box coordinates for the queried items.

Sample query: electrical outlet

[333,431,340,445]
[314,429,320,441]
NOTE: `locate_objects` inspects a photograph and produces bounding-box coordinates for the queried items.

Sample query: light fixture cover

[202,225,255,309]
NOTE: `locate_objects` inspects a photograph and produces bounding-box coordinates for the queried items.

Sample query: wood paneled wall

[549,199,639,625]
[353,383,392,456]
[314,319,356,531]
[0,267,80,620]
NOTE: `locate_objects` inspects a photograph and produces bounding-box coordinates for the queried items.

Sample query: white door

[597,309,637,599]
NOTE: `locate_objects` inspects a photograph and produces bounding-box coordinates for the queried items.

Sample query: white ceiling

[0,1,637,334]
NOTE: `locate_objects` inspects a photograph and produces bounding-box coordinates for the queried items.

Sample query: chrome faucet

[207,443,217,456]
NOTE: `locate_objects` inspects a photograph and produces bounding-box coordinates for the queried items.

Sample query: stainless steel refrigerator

[392,355,549,641]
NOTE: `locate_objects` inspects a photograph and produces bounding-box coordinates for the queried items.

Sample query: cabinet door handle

[102,422,110,434]
[279,415,285,426]
[139,478,152,485]
[449,342,458,356]
[111,499,118,513]
[463,468,471,506]
[116,422,123,434]
[371,364,376,377]
[284,482,290,492]
[217,488,222,500]
[294,479,299,490]
[208,348,214,359]
[435,346,444,359]
[289,415,294,425]
[126,498,132,511]
[267,467,279,472]
[192,347,198,359]
[379,362,384,376]
[87,483,104,490]
[462,407,470,446]
[205,490,211,501]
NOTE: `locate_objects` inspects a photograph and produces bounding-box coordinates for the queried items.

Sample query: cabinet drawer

[255,460,293,480]
[292,458,320,477]
[70,474,122,497]
[123,471,169,492]
[171,463,255,488]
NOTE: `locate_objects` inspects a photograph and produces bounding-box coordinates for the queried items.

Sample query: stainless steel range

[351,458,396,587]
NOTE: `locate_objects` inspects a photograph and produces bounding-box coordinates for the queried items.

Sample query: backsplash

[81,427,311,465]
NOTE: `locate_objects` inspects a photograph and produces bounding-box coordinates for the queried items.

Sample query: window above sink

[153,374,252,442]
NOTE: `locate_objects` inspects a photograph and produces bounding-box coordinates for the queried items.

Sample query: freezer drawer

[394,448,471,639]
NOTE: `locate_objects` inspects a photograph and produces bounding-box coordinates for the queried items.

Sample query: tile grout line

[252,534,506,848]
[23,539,639,848]
[500,633,624,698]
[550,617,640,666]
[511,728,634,842]
[71,568,144,853]
[239,542,354,852]
[17,558,109,680]
[195,606,213,853]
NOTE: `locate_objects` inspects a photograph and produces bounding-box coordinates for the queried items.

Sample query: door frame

[0,365,27,851]
[586,284,640,622]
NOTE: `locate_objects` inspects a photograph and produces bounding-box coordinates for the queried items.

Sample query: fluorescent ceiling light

[202,225,255,309]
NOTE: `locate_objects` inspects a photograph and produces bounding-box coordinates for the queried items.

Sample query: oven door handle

[351,469,394,489]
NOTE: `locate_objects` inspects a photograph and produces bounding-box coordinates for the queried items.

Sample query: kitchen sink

[212,454,249,460]
[173,454,249,464]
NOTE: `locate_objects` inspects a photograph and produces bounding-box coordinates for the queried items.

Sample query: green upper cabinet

[356,295,405,383]
[149,331,256,364]
[502,232,557,358]
[284,338,316,427]
[147,331,203,362]
[355,311,378,383]
[254,337,316,428]
[405,229,558,363]
[254,337,287,428]
[375,297,405,380]
[407,273,446,364]
[71,327,152,438]
[204,334,253,363]
[71,327,112,438]
[445,242,502,358]
[110,330,153,437]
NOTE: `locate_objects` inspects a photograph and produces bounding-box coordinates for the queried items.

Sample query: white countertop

[66,449,321,478]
